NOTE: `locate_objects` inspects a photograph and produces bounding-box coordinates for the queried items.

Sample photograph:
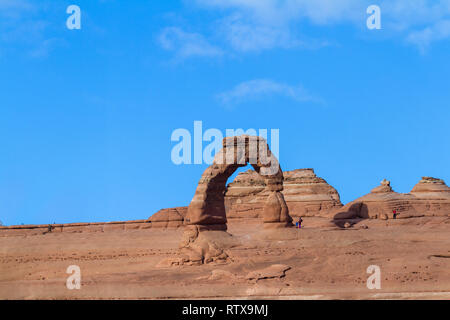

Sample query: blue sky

[0,0,449,225]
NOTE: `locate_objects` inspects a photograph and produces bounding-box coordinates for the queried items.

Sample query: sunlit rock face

[225,168,343,219]
[408,177,450,217]
[149,207,187,228]
[331,177,450,220]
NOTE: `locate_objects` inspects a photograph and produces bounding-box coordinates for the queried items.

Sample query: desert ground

[1,216,449,300]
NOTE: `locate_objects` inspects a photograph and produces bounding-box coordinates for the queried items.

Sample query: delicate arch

[186,135,293,230]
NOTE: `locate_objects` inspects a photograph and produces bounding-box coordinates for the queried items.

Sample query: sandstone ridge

[332,177,450,220]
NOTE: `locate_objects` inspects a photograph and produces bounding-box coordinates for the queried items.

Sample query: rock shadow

[332,202,369,228]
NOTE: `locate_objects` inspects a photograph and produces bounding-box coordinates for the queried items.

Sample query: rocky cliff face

[225,168,343,218]
[332,177,450,220]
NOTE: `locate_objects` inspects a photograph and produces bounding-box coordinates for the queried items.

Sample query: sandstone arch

[185,135,293,230]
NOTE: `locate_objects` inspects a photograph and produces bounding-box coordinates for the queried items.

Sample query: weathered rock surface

[409,177,450,216]
[149,207,187,228]
[371,179,393,193]
[332,177,450,220]
[0,220,152,237]
[225,168,342,218]
[1,217,449,299]
[245,264,291,280]
[411,177,449,193]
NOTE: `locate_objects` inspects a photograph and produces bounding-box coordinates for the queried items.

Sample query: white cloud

[0,0,63,58]
[193,0,365,53]
[158,27,224,60]
[217,79,323,106]
[188,0,450,53]
[195,0,366,25]
[220,13,292,52]
[407,19,450,53]
[0,0,33,17]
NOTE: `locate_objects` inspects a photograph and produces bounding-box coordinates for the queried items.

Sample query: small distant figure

[296,217,303,229]
[393,210,397,219]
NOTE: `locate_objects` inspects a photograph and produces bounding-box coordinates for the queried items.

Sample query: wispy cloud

[29,37,67,58]
[0,0,33,17]
[167,0,450,55]
[0,0,64,58]
[406,19,450,54]
[217,79,323,106]
[158,27,224,60]
[195,0,366,25]
[193,0,365,53]
[219,13,302,52]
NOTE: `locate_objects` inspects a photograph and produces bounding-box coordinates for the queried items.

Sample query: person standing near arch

[296,217,303,229]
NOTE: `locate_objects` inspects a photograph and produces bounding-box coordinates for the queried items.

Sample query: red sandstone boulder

[371,179,393,193]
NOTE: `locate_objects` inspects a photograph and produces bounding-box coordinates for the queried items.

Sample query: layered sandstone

[332,177,450,220]
[409,177,450,216]
[149,207,187,228]
[0,220,152,237]
[225,168,343,218]
[0,207,189,237]
[371,179,393,193]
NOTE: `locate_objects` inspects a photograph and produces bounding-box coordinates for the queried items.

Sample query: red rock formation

[409,177,450,216]
[371,179,393,193]
[282,169,342,217]
[224,170,266,219]
[175,135,293,266]
[149,207,187,228]
[185,135,292,231]
[332,177,450,220]
[225,168,342,218]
